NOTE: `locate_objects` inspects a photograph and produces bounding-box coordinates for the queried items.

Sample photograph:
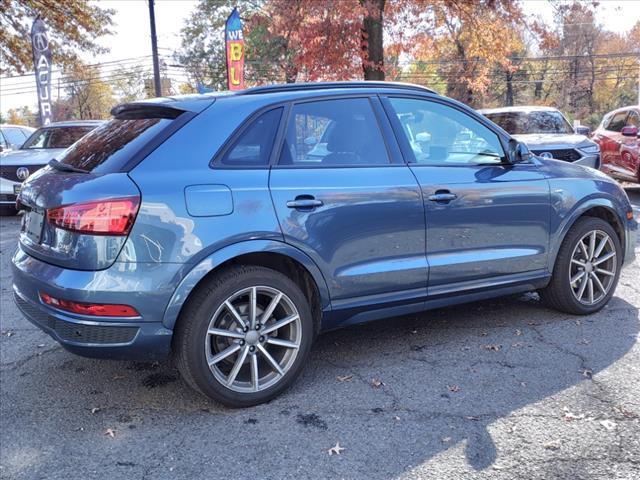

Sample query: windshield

[484,111,574,135]
[22,126,95,149]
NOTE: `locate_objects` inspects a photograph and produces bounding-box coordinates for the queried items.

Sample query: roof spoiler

[110,103,186,120]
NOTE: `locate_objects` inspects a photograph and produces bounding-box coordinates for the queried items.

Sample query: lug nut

[259,336,265,342]
[249,346,255,352]
[243,326,249,333]
[239,340,245,346]
[255,324,261,330]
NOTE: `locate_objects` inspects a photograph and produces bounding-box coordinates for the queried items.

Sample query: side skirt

[321,270,551,331]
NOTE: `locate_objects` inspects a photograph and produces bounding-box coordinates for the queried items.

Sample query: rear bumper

[11,246,183,360]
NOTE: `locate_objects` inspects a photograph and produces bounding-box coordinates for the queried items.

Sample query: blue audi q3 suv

[12,82,637,407]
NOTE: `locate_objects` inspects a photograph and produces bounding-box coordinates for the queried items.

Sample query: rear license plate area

[22,210,45,243]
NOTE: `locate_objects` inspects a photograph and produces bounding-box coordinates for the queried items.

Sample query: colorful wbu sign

[225,8,245,91]
[30,17,53,126]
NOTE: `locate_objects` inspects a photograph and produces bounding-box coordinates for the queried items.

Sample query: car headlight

[579,144,600,154]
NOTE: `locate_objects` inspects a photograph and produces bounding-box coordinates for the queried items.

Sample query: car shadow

[2,290,638,479]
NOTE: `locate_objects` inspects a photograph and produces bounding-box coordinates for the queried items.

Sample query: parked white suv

[478,106,600,169]
[0,124,35,153]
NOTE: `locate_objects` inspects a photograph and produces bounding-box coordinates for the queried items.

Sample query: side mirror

[621,126,639,137]
[575,126,590,136]
[508,139,532,163]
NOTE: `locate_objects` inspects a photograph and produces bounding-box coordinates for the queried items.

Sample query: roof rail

[238,81,436,96]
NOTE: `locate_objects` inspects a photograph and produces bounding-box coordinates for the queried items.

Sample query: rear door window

[56,114,179,173]
[626,110,640,128]
[278,98,390,166]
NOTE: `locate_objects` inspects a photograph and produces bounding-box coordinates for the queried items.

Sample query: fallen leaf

[575,320,581,326]
[511,342,523,347]
[465,415,479,421]
[5,331,14,337]
[527,321,538,326]
[599,419,616,431]
[441,436,452,443]
[37,344,45,348]
[480,331,488,337]
[515,329,522,336]
[582,369,593,379]
[448,385,460,393]
[336,375,353,382]
[90,407,101,414]
[520,382,527,387]
[563,410,585,421]
[484,344,502,351]
[370,378,384,388]
[393,416,401,421]
[104,428,116,438]
[411,329,418,334]
[543,439,561,450]
[328,442,345,456]
[578,339,590,345]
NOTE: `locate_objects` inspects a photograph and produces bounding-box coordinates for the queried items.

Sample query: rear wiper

[48,159,89,173]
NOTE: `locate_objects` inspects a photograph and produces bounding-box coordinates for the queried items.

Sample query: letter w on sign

[225,8,245,91]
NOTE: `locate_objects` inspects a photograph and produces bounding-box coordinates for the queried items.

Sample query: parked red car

[592,106,640,183]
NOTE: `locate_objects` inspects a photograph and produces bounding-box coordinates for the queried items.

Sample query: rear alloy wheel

[541,216,621,314]
[205,286,302,393]
[174,266,314,407]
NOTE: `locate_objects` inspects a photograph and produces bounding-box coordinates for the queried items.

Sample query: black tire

[0,205,18,216]
[173,265,314,407]
[540,216,622,315]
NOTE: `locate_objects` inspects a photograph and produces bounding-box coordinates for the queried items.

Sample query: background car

[478,106,600,168]
[0,124,35,153]
[12,82,637,407]
[592,106,640,184]
[0,120,103,215]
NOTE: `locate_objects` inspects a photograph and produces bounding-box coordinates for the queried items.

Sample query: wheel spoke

[207,327,244,339]
[209,344,241,365]
[591,272,606,295]
[261,292,283,324]
[224,300,247,329]
[576,275,589,301]
[593,251,616,266]
[249,287,257,329]
[595,268,614,277]
[266,337,299,349]
[226,347,249,386]
[570,270,586,286]
[579,241,589,260]
[588,231,597,259]
[593,235,609,258]
[262,314,299,334]
[588,277,594,304]
[257,344,284,375]
[250,353,259,391]
[571,258,586,267]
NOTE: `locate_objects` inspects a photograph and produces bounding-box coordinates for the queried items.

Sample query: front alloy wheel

[569,230,617,305]
[541,216,621,315]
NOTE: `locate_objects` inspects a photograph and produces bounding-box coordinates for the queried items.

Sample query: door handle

[286,196,323,209]
[428,191,457,203]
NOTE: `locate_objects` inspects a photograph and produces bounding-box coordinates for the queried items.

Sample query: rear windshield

[484,111,573,135]
[22,126,95,149]
[55,115,177,173]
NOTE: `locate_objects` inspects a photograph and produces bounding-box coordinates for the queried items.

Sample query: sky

[1,0,639,116]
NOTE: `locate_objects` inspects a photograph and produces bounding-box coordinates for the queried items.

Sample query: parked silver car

[478,106,600,168]
[0,120,103,215]
[0,124,35,153]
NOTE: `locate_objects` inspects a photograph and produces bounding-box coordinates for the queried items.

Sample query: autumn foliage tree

[0,0,114,75]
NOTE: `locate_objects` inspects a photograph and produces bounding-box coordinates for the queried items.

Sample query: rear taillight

[40,292,140,317]
[47,197,140,236]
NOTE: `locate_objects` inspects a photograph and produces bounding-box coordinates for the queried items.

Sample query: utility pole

[148,0,162,97]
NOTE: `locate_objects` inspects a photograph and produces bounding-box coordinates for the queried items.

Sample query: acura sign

[31,18,53,126]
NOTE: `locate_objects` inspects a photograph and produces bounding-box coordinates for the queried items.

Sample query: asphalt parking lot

[1,186,639,480]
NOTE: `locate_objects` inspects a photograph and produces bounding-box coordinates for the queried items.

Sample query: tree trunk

[505,70,514,106]
[360,0,385,80]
